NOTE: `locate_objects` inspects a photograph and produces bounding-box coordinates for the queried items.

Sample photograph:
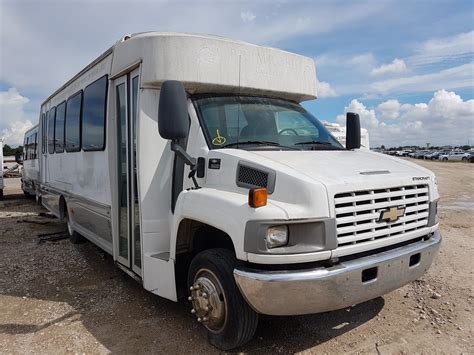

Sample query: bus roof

[44,32,317,105]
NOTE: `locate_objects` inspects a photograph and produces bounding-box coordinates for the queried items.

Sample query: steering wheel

[278,128,299,136]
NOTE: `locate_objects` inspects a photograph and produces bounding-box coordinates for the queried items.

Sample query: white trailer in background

[323,121,370,149]
[21,124,40,196]
[35,32,440,350]
[0,137,4,199]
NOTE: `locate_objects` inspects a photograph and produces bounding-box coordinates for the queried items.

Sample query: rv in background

[21,125,40,197]
[0,137,4,199]
[33,32,440,350]
[323,121,370,149]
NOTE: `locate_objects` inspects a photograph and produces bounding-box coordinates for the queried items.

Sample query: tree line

[2,144,23,157]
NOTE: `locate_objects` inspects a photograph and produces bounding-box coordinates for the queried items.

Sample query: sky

[0,0,473,148]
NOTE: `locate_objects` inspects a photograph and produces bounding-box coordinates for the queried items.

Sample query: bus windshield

[193,96,344,151]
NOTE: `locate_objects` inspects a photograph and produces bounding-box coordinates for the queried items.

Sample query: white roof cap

[111,32,317,102]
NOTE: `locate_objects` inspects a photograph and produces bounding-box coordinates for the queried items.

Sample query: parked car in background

[414,150,430,159]
[424,151,440,160]
[438,151,471,161]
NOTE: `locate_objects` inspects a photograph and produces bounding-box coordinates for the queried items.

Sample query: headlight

[265,225,288,248]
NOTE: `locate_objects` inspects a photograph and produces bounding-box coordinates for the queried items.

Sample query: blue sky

[1,0,473,147]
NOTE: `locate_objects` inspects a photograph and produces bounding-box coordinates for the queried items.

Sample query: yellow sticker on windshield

[212,129,227,146]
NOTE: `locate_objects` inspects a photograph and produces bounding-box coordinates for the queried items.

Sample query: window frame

[81,75,108,152]
[65,90,83,153]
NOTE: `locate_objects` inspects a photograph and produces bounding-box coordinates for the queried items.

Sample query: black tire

[65,209,86,244]
[0,189,3,200]
[443,157,448,161]
[462,157,467,161]
[187,248,258,350]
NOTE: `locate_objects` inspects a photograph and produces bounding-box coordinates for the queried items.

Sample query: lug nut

[190,286,194,291]
[191,309,196,314]
[197,317,202,322]
[202,292,208,298]
[188,296,193,301]
[202,316,209,322]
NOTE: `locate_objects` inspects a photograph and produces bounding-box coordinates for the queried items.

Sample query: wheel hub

[189,270,226,332]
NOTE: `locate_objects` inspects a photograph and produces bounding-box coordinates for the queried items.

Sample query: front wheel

[65,210,86,244]
[443,157,448,161]
[187,249,258,350]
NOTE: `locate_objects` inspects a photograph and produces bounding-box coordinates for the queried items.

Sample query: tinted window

[48,107,56,154]
[65,91,82,152]
[82,76,107,151]
[33,132,37,159]
[55,102,66,153]
[42,112,47,154]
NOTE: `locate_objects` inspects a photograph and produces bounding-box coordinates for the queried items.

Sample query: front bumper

[234,230,441,315]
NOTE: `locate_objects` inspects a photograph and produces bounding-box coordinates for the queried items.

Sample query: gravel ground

[0,160,473,354]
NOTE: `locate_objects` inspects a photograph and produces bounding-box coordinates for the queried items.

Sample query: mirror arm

[170,141,200,189]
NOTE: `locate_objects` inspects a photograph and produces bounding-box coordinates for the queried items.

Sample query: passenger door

[114,69,142,275]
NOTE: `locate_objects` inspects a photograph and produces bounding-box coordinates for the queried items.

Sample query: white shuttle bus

[37,33,441,349]
[0,137,4,199]
[21,124,40,196]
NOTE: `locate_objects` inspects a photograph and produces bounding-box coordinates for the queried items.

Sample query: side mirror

[158,80,189,140]
[158,80,199,189]
[346,112,361,150]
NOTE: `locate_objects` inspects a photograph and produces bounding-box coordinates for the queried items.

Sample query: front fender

[170,188,288,261]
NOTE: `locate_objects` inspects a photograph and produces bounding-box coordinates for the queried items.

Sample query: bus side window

[55,102,66,153]
[82,75,108,151]
[65,91,82,152]
[48,107,56,154]
[42,112,47,154]
[33,132,38,159]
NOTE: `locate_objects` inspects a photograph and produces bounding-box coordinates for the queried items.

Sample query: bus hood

[205,148,437,219]
[251,149,435,186]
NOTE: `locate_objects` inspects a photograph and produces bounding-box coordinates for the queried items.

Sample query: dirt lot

[1,160,473,354]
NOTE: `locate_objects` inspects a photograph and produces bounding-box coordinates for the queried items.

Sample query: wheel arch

[174,218,236,299]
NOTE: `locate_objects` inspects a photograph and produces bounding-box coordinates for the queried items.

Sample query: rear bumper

[234,231,441,315]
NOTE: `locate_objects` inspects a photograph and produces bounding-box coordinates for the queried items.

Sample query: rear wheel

[187,248,258,350]
[462,157,467,161]
[65,209,85,244]
[443,157,448,161]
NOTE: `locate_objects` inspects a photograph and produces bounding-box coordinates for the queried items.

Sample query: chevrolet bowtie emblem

[378,206,405,223]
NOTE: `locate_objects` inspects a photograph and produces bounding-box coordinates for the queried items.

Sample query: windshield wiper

[294,140,333,146]
[221,141,300,150]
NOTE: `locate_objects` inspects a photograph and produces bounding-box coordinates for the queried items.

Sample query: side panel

[40,54,113,252]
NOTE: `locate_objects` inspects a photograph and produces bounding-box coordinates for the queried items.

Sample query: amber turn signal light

[249,188,267,208]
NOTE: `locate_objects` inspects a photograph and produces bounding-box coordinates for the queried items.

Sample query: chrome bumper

[234,231,441,315]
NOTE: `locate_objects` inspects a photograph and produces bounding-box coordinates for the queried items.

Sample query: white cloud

[371,58,407,76]
[240,11,256,23]
[371,62,474,94]
[376,99,401,120]
[336,99,379,128]
[408,31,474,67]
[316,80,337,98]
[0,88,34,146]
[336,90,474,147]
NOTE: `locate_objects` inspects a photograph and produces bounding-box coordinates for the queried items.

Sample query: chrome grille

[334,185,429,246]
